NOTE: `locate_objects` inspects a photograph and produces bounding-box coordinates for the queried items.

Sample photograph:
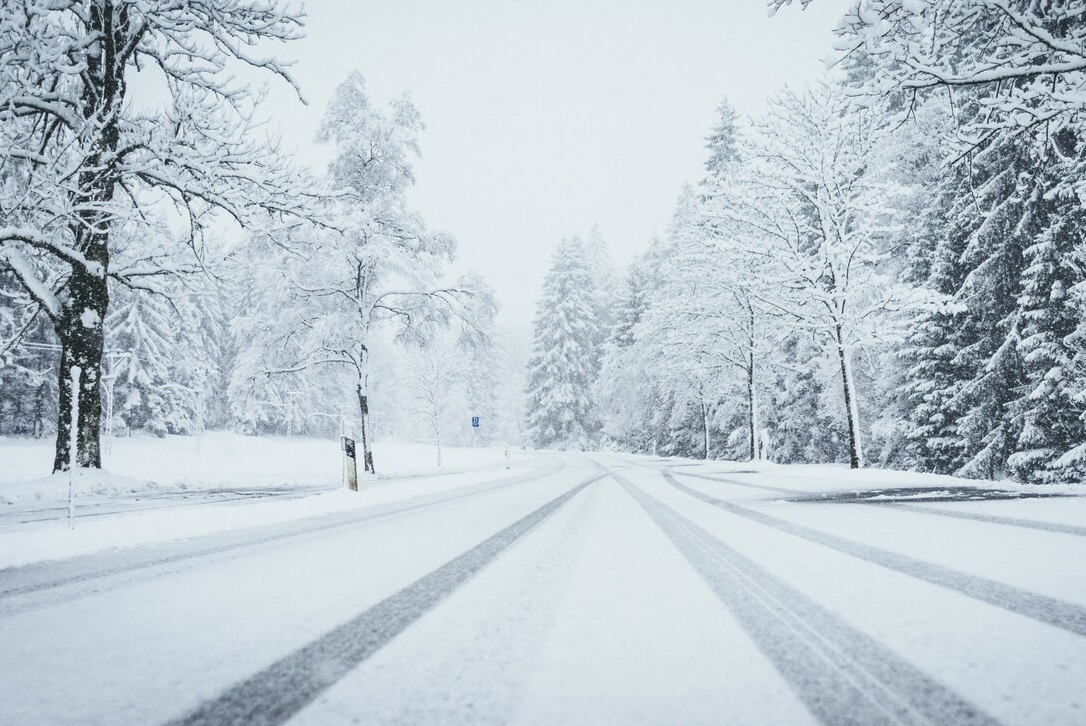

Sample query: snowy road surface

[2,453,1085,725]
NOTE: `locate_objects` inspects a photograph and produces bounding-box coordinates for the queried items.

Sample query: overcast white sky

[264,0,851,326]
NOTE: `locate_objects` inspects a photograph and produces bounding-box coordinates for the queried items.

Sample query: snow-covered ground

[0,433,526,567]
[1,449,1085,725]
[0,431,515,502]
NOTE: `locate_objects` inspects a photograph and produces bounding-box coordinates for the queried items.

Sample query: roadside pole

[68,365,81,530]
[341,418,358,491]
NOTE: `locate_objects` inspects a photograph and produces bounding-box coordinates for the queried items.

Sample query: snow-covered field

[2,449,1085,724]
[0,431,515,501]
[0,433,524,567]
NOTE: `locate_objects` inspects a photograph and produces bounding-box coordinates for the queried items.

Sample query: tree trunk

[356,381,375,474]
[835,324,863,469]
[52,3,124,471]
[52,268,108,471]
[701,400,710,460]
[747,358,758,462]
[748,304,760,461]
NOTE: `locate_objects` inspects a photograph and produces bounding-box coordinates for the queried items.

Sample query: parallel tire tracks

[879,502,1086,539]
[666,470,799,496]
[2,486,338,527]
[165,471,605,726]
[613,470,1003,726]
[0,459,566,612]
[664,471,1086,638]
[668,467,1086,539]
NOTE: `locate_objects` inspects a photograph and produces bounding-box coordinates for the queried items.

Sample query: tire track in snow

[663,466,1086,538]
[663,470,799,495]
[613,470,1003,726]
[0,458,566,613]
[164,471,605,726]
[878,502,1086,538]
[665,471,1086,639]
[0,486,339,528]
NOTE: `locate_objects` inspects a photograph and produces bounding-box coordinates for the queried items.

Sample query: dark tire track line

[665,469,799,495]
[613,470,1002,726]
[879,502,1086,538]
[0,459,566,611]
[665,471,1086,639]
[164,471,605,726]
[665,465,1086,538]
[3,486,338,526]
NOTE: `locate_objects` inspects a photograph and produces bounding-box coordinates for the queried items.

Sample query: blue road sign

[471,416,480,428]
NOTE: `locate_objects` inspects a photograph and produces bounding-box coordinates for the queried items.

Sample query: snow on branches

[0,0,317,470]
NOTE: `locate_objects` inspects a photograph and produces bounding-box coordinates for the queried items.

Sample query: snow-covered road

[2,453,1085,725]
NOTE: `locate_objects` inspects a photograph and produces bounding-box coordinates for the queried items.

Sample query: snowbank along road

[2,452,1085,725]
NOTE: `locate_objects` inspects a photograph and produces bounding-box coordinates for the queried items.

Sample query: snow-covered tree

[727,85,933,469]
[404,340,466,465]
[243,73,487,473]
[596,250,667,453]
[525,235,601,449]
[106,287,179,436]
[778,0,1086,196]
[0,0,316,471]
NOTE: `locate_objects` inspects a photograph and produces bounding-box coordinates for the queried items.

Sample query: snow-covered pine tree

[596,256,658,452]
[1057,240,1086,480]
[525,235,601,449]
[949,137,1032,480]
[585,225,620,356]
[1008,157,1086,482]
[893,116,977,474]
[106,287,182,437]
[0,295,56,437]
[704,98,740,181]
[766,333,847,464]
[636,187,736,460]
[173,286,230,434]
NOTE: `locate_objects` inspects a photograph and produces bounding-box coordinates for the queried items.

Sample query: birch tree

[253,73,486,473]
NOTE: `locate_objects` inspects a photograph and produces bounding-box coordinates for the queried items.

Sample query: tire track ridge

[164,470,604,726]
[664,471,1086,638]
[0,458,566,605]
[880,502,1086,538]
[612,469,1003,726]
[671,468,1084,539]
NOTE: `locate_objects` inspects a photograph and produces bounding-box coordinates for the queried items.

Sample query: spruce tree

[951,138,1030,479]
[525,236,601,449]
[106,288,178,436]
[1008,159,1086,482]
